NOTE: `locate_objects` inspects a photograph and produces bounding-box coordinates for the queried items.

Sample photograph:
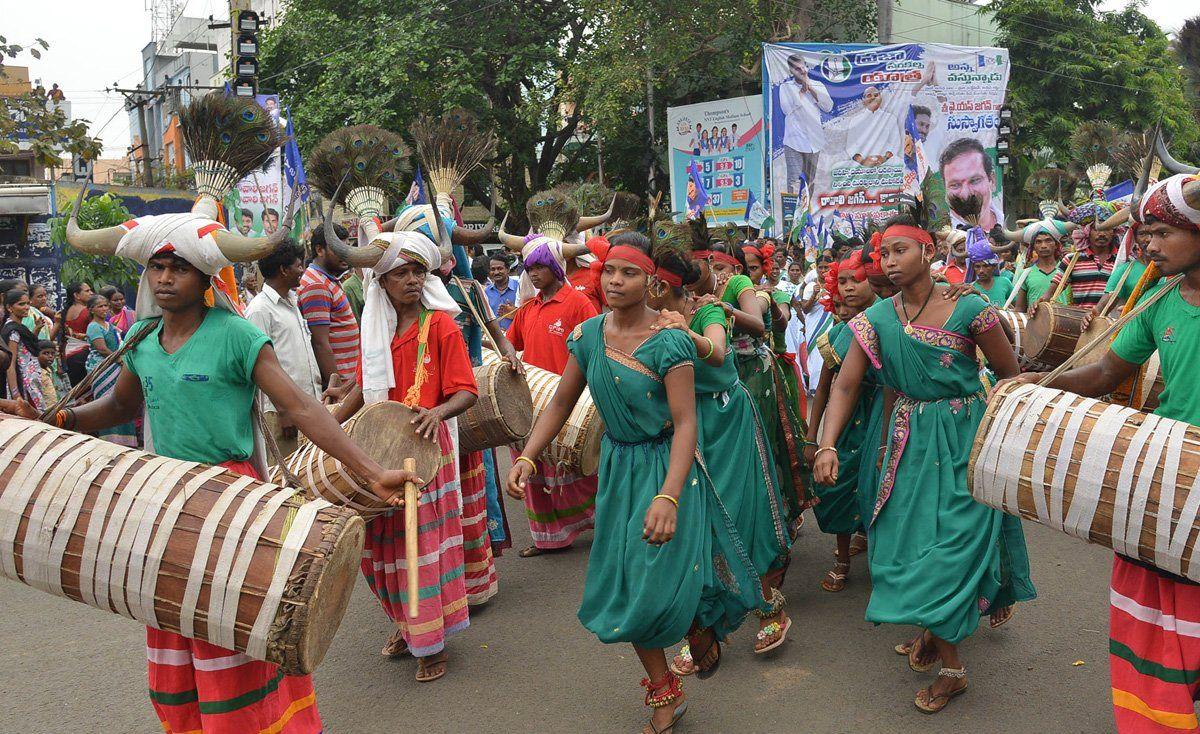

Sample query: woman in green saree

[813,220,1035,713]
[806,249,880,592]
[687,236,810,529]
[646,242,792,666]
[509,232,761,734]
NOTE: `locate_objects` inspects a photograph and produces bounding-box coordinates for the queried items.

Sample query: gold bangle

[515,455,537,471]
[699,336,715,361]
[652,493,679,508]
[815,446,837,458]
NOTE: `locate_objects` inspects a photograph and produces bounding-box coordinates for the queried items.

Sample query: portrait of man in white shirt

[779,53,833,196]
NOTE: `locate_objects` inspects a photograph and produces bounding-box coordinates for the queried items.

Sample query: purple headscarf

[523,237,566,282]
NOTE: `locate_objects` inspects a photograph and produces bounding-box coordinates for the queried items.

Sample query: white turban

[115,198,240,319]
[360,231,461,406]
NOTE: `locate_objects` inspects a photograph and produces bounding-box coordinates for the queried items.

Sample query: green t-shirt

[342,273,365,321]
[770,288,791,353]
[1105,260,1148,302]
[1110,285,1199,425]
[720,274,754,306]
[975,277,1013,306]
[123,308,271,465]
[1019,265,1064,306]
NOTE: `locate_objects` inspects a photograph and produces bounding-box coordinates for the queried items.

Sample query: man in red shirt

[506,241,599,556]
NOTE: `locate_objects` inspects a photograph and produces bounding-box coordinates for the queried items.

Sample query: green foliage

[0,36,102,170]
[258,0,875,220]
[987,0,1200,206]
[50,192,140,290]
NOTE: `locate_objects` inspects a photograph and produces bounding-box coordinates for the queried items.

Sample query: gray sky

[2,1,1195,158]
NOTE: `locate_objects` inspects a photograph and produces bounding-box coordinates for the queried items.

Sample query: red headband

[656,269,683,287]
[709,251,740,268]
[744,243,776,278]
[881,224,934,245]
[692,249,713,260]
[605,245,656,274]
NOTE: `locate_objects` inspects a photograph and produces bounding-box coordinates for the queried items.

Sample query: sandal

[668,645,695,677]
[908,633,939,673]
[894,633,921,656]
[914,667,968,714]
[686,626,721,680]
[641,672,688,734]
[849,532,868,556]
[519,545,569,558]
[989,605,1015,629]
[381,628,408,658]
[821,562,849,592]
[415,652,447,683]
[755,614,792,654]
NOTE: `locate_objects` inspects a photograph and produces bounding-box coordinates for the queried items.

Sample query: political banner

[762,42,1010,237]
[666,95,765,224]
[224,94,306,239]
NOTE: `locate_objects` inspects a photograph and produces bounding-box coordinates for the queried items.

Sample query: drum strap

[404,309,433,408]
[287,439,375,514]
[206,481,281,645]
[1113,418,1160,558]
[78,453,141,610]
[1125,425,1170,565]
[1067,403,1138,536]
[1153,422,1188,572]
[0,423,63,579]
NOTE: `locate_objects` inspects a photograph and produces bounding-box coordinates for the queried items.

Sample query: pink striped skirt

[511,449,598,550]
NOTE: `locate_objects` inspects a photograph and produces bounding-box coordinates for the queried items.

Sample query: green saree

[689,304,791,579]
[567,315,761,648]
[813,319,882,535]
[848,295,1036,643]
[723,276,809,520]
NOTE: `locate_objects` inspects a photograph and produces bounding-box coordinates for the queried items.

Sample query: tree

[0,37,102,173]
[987,0,1200,182]
[259,0,875,218]
[50,192,140,290]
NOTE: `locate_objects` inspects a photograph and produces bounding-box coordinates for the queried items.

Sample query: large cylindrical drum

[1072,314,1114,368]
[483,350,603,476]
[1024,302,1088,371]
[271,401,441,518]
[997,309,1030,367]
[969,382,1200,582]
[459,358,533,453]
[0,416,363,674]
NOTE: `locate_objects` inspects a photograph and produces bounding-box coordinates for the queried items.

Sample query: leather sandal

[914,667,968,713]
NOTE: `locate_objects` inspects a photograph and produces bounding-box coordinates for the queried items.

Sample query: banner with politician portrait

[762,42,1010,237]
[666,95,765,224]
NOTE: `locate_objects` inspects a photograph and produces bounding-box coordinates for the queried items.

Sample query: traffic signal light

[997,106,1013,168]
[234,10,260,97]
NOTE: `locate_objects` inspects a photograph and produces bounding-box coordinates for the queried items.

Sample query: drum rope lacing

[0,418,329,661]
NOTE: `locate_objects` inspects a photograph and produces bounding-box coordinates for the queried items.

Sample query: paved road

[0,499,1118,733]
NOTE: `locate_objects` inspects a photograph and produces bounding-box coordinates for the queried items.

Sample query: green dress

[723,276,808,519]
[689,304,791,579]
[847,295,1035,643]
[567,316,761,647]
[813,317,882,535]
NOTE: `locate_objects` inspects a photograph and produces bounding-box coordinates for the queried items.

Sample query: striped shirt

[1049,248,1117,310]
[298,263,360,380]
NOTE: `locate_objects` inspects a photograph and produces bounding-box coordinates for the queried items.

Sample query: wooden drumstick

[403,457,420,614]
[1049,249,1080,303]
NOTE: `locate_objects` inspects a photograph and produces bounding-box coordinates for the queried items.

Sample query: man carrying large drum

[1014,172,1200,732]
[45,94,421,734]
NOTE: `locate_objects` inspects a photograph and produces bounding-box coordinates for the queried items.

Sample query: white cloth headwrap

[360,231,461,406]
[115,207,238,320]
[516,235,570,305]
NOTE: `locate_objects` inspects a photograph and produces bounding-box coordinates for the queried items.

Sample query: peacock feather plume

[612,191,642,226]
[307,125,410,218]
[179,92,282,201]
[1024,167,1075,203]
[526,188,579,241]
[1069,121,1119,169]
[410,108,496,199]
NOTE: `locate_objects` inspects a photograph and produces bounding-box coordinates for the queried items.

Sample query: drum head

[494,365,534,440]
[1073,316,1113,367]
[1024,302,1054,358]
[347,402,442,489]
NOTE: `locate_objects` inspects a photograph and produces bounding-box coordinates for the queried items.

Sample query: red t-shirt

[355,310,477,410]
[940,262,966,284]
[569,266,605,312]
[507,286,598,374]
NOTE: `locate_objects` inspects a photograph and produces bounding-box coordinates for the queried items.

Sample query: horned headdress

[64,92,293,317]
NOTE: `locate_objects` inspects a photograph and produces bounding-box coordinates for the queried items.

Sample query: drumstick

[1097,261,1139,319]
[1110,261,1161,399]
[1037,273,1182,387]
[403,457,420,614]
[1049,250,1080,303]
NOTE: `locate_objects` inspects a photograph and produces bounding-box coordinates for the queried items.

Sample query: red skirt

[459,448,498,605]
[1110,554,1200,733]
[147,460,321,734]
